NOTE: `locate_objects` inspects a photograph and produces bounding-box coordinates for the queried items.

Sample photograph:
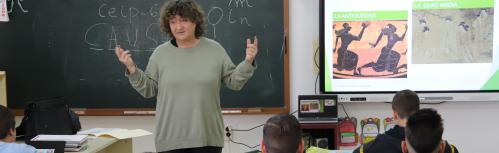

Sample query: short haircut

[263,113,302,153]
[392,89,420,119]
[0,105,15,139]
[159,0,206,38]
[406,108,444,153]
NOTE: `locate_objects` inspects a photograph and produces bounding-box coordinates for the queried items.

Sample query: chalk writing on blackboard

[7,0,28,13]
[84,3,162,52]
[207,0,255,39]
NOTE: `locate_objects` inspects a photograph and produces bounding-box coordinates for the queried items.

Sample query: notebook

[77,128,152,139]
[298,95,338,123]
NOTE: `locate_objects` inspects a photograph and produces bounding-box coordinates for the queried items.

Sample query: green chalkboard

[0,0,288,112]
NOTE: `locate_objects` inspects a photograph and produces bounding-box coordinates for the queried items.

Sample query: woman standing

[114,0,258,152]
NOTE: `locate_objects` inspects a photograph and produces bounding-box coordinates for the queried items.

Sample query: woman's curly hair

[159,0,205,38]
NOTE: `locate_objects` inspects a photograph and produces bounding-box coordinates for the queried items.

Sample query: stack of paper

[35,149,55,153]
[31,135,89,152]
[78,128,152,139]
[64,145,88,152]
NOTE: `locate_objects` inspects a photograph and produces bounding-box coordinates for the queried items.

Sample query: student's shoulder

[445,141,459,153]
[15,143,37,152]
[354,134,402,153]
[0,142,37,153]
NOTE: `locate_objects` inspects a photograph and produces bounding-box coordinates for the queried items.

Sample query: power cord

[315,73,320,95]
[231,124,264,132]
[314,45,320,71]
[227,135,260,149]
[225,110,299,149]
[314,46,320,94]
[230,110,298,132]
[339,103,350,119]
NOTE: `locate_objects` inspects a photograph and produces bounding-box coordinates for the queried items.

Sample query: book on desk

[77,128,152,139]
[30,135,89,152]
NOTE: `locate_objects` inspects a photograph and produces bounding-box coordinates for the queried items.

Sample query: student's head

[261,113,304,153]
[0,105,16,142]
[159,0,205,41]
[402,108,445,153]
[392,89,420,125]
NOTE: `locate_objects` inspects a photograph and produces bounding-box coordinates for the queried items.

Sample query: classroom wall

[16,0,499,152]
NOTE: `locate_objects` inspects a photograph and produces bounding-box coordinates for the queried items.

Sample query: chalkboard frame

[10,0,289,116]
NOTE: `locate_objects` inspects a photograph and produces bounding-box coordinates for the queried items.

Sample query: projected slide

[413,5,493,64]
[323,0,499,92]
[332,13,408,78]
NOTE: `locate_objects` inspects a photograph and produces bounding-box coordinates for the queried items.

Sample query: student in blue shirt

[0,105,37,153]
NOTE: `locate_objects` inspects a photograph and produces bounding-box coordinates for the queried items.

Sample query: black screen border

[318,0,499,94]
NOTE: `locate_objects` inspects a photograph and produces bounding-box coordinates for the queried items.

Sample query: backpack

[16,96,81,143]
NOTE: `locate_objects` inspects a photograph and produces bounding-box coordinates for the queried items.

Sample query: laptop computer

[298,95,338,123]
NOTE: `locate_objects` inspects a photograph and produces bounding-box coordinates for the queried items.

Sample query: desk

[19,137,132,153]
[78,137,132,153]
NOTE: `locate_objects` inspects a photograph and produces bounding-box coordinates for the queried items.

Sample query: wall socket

[225,125,233,140]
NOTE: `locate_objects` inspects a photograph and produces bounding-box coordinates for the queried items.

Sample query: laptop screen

[298,95,338,118]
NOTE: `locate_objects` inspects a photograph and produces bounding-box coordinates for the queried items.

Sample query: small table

[74,137,132,153]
